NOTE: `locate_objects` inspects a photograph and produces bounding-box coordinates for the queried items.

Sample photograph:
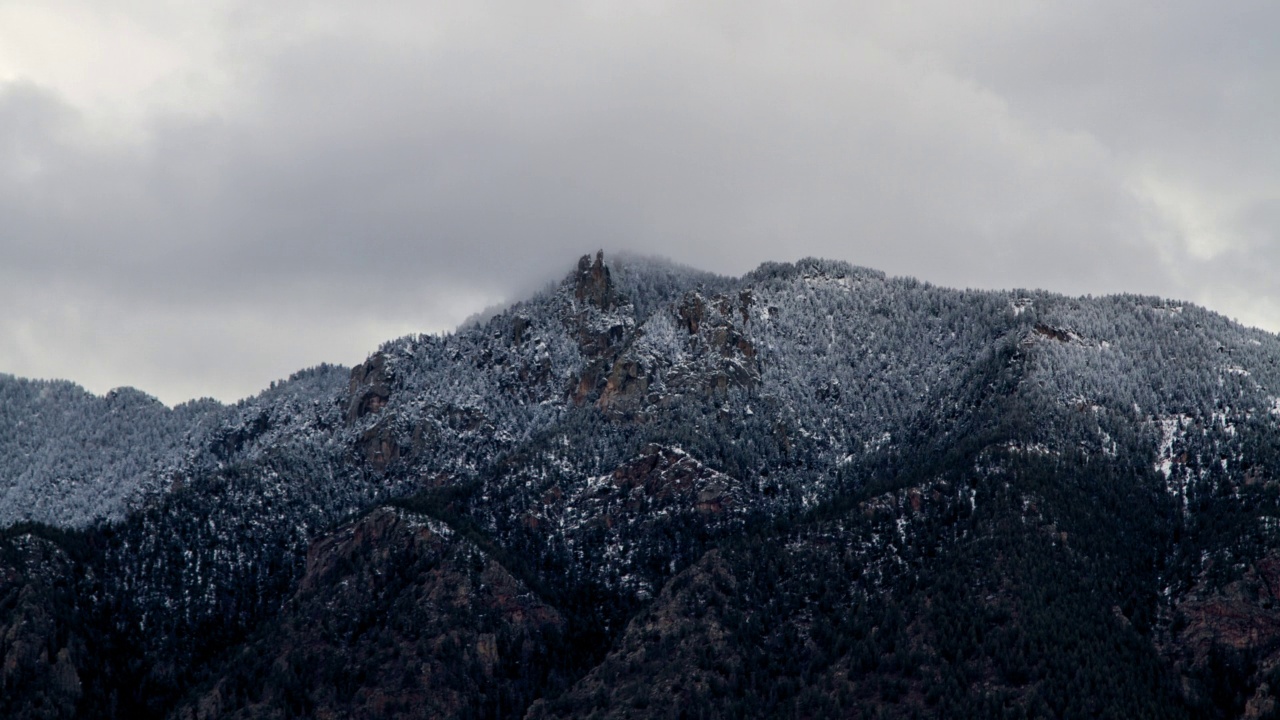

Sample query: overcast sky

[1,1,1277,405]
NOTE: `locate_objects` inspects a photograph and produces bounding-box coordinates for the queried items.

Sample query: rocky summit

[4,252,1280,718]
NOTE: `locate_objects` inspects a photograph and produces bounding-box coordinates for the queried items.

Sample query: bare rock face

[357,417,402,471]
[565,252,637,406]
[672,290,759,397]
[1163,552,1280,716]
[570,250,629,360]
[583,285,760,417]
[598,357,651,412]
[347,352,404,470]
[562,252,760,415]
[176,507,564,720]
[573,250,616,311]
[346,352,393,424]
[550,444,747,526]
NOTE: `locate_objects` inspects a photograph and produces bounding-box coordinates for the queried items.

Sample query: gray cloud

[1,1,1276,404]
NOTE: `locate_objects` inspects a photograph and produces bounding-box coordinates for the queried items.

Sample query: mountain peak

[572,249,617,310]
[7,254,1280,717]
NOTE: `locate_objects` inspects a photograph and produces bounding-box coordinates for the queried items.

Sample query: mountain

[3,251,1280,718]
[0,378,223,528]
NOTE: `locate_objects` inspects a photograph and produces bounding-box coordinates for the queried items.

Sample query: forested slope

[3,252,1280,718]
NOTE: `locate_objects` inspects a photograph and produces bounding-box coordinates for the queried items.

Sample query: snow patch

[1154,414,1190,481]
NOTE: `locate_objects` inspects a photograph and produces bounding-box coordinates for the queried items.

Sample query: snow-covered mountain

[4,252,1280,718]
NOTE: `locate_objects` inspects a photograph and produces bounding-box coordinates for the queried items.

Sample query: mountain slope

[3,252,1280,718]
[0,379,223,527]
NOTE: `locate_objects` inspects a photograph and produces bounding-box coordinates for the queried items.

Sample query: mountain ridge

[3,252,1280,718]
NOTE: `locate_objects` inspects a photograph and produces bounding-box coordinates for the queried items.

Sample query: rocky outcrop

[663,290,759,398]
[356,417,403,471]
[565,252,637,406]
[562,253,760,415]
[588,287,761,416]
[570,251,629,357]
[346,352,393,424]
[347,352,405,469]
[1164,552,1280,716]
[1026,322,1104,348]
[573,250,617,311]
[561,444,744,521]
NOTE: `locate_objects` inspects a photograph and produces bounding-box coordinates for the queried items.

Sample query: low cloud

[1,1,1276,403]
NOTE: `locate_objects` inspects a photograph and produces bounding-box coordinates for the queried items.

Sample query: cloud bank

[1,1,1276,404]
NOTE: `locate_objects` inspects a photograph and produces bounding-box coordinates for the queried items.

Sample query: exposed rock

[565,252,637,405]
[346,352,393,423]
[511,315,532,346]
[1027,322,1105,349]
[1033,323,1073,343]
[356,417,405,471]
[1164,552,1280,714]
[590,288,759,416]
[598,357,653,413]
[573,250,616,311]
[604,444,741,513]
[677,290,706,334]
[665,290,759,398]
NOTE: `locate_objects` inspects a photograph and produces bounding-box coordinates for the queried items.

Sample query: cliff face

[347,351,393,423]
[5,253,1280,717]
